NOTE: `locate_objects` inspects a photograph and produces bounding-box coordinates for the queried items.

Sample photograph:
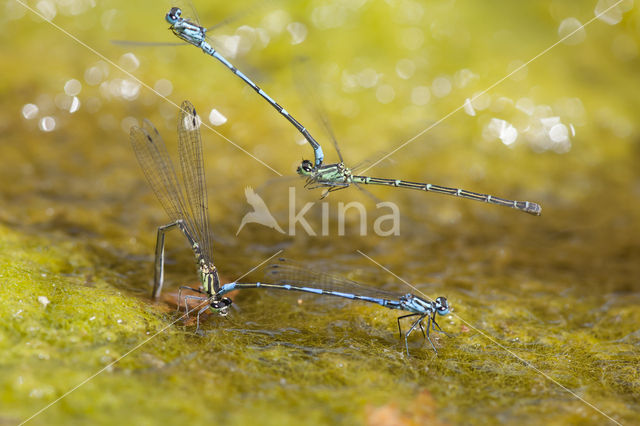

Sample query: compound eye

[302,160,314,172]
[166,7,182,23]
[435,297,450,315]
[211,297,231,309]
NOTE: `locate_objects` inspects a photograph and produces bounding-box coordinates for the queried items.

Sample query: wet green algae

[0,221,448,425]
[2,1,640,424]
[1,218,640,425]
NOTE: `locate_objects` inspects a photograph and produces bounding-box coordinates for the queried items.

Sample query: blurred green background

[1,0,639,424]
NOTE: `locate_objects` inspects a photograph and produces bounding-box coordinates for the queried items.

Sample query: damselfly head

[166,7,182,25]
[435,297,450,316]
[297,160,315,176]
[210,297,232,316]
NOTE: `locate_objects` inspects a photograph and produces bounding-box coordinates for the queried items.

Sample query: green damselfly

[298,158,541,215]
[130,100,231,316]
[294,107,541,215]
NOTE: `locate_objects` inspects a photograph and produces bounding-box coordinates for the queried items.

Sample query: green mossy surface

[1,1,639,425]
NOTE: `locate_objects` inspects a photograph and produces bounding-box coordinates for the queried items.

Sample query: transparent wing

[177,101,213,263]
[110,40,186,47]
[292,57,344,163]
[192,0,277,32]
[265,258,403,300]
[130,119,190,228]
[316,103,344,164]
[350,150,397,175]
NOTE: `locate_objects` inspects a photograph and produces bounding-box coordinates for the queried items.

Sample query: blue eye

[166,7,182,24]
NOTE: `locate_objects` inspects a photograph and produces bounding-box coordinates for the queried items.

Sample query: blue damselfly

[217,258,451,356]
[165,6,325,168]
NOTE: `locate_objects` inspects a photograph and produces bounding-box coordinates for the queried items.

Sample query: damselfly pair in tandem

[130,101,451,356]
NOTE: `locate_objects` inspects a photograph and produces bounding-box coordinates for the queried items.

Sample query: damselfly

[165,6,325,168]
[216,258,451,356]
[288,57,542,215]
[130,100,231,315]
[298,158,541,215]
